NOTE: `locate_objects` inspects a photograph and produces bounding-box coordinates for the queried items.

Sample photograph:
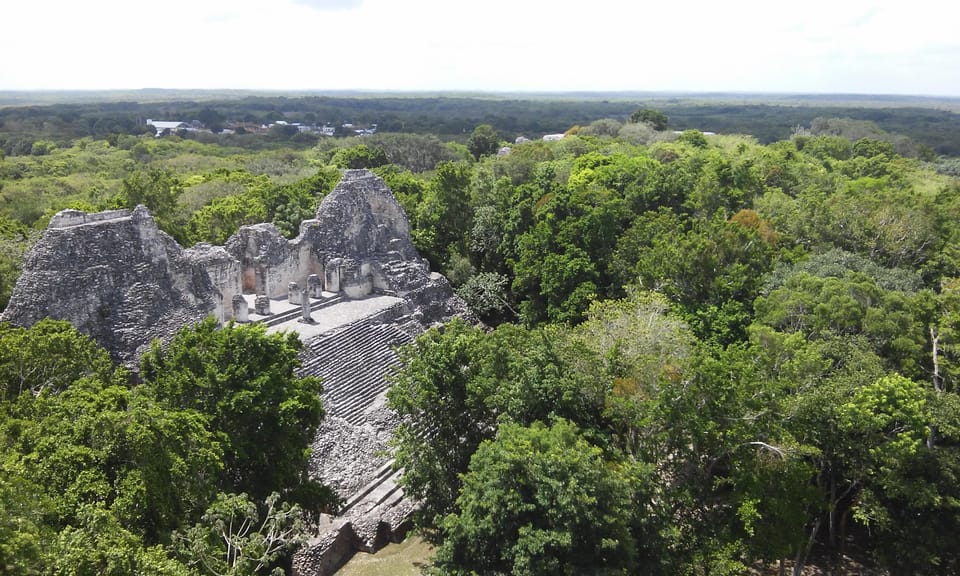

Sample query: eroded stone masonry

[1,169,471,575]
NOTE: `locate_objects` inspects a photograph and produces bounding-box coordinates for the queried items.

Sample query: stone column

[255,295,271,316]
[300,288,314,323]
[288,282,301,304]
[325,259,342,293]
[308,274,323,298]
[232,295,249,323]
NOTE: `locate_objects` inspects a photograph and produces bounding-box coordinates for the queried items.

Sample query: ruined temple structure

[1,169,472,575]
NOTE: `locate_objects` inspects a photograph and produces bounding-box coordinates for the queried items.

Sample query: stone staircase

[291,303,424,576]
[338,459,405,516]
[298,305,415,425]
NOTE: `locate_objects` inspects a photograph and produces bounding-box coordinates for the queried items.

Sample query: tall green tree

[433,420,641,576]
[0,318,114,402]
[118,169,187,243]
[140,318,325,504]
[466,124,500,161]
[628,108,668,131]
[387,319,492,524]
[174,492,305,576]
[414,161,474,267]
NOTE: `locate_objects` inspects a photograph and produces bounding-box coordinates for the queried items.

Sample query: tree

[118,169,187,243]
[197,108,225,133]
[579,118,623,138]
[456,271,514,321]
[331,143,388,169]
[0,318,114,402]
[387,319,493,524]
[259,167,339,238]
[49,504,193,576]
[753,271,928,379]
[466,124,500,161]
[433,420,640,576]
[833,373,960,573]
[174,492,305,576]
[3,373,224,543]
[188,193,267,245]
[678,129,709,148]
[267,124,299,140]
[852,137,895,159]
[0,471,47,575]
[414,161,474,266]
[140,318,325,503]
[629,108,668,131]
[0,216,36,309]
[515,245,598,324]
[366,133,457,172]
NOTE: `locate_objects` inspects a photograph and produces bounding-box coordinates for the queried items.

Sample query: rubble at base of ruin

[0,169,473,576]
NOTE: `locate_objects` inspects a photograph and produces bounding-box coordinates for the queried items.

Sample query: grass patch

[335,535,434,576]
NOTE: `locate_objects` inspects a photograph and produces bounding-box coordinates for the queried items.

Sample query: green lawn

[336,535,434,576]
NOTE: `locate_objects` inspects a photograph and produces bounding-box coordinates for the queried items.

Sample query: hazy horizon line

[2,87,959,98]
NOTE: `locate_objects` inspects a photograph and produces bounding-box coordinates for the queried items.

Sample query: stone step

[339,459,398,515]
[295,314,416,422]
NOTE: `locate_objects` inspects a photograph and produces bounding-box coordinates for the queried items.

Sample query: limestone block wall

[324,258,342,292]
[2,205,218,365]
[2,170,472,362]
[340,259,374,300]
[48,208,132,229]
[297,243,324,291]
[226,223,318,300]
[184,244,243,322]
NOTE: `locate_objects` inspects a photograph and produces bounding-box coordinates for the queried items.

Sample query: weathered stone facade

[2,169,472,574]
[3,169,467,363]
[1,205,219,363]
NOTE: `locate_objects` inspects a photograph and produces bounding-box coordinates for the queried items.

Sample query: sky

[4,0,959,96]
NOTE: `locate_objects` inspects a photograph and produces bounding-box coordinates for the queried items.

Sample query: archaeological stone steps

[296,308,416,425]
[338,460,404,516]
[285,301,423,575]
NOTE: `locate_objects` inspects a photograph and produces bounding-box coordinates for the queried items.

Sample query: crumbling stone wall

[2,205,218,364]
[1,169,467,364]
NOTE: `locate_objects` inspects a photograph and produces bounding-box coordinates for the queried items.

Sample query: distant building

[146,119,189,136]
[227,122,267,134]
[542,134,565,141]
[515,136,530,144]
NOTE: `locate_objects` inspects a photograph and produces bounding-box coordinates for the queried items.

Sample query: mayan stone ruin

[1,169,472,575]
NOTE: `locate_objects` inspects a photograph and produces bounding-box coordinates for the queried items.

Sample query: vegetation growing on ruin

[1,93,960,574]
